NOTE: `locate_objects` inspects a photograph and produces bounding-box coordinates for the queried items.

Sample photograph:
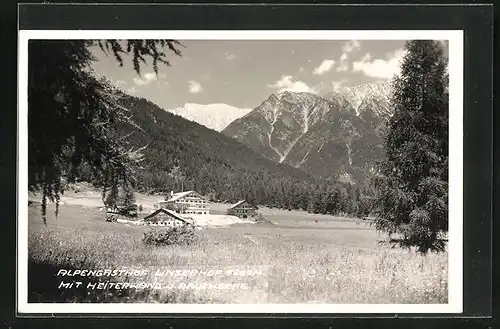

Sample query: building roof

[164,190,197,203]
[228,200,258,210]
[143,208,193,225]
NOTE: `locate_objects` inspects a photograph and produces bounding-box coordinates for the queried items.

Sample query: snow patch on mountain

[326,82,393,116]
[275,91,286,100]
[166,103,252,132]
[345,141,353,166]
[268,116,281,158]
[279,134,302,163]
[317,141,326,153]
[296,150,310,168]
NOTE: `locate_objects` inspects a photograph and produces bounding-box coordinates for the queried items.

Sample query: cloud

[313,59,336,75]
[352,49,406,79]
[133,72,158,86]
[224,52,236,61]
[188,80,203,93]
[341,40,361,53]
[201,74,210,81]
[336,52,351,72]
[268,75,317,94]
[332,79,349,91]
[335,50,353,72]
[336,63,348,72]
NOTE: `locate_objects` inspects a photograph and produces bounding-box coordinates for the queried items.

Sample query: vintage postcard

[18,30,463,314]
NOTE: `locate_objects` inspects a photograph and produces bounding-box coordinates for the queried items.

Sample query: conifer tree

[373,40,449,253]
[121,184,138,217]
[104,183,119,210]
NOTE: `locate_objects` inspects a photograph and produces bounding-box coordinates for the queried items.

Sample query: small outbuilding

[227,200,258,219]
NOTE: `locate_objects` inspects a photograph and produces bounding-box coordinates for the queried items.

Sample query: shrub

[254,213,271,224]
[142,225,196,246]
[118,204,138,218]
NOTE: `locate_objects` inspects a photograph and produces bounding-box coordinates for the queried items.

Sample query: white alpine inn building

[154,190,210,215]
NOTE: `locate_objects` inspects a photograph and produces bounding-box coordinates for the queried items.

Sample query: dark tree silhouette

[28,39,183,223]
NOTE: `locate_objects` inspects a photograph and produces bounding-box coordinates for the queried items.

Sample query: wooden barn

[227,200,258,219]
[143,208,194,227]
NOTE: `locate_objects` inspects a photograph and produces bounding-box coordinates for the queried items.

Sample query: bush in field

[142,225,196,246]
[254,212,275,225]
[254,213,266,223]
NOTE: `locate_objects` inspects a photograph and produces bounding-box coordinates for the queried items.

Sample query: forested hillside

[94,94,376,217]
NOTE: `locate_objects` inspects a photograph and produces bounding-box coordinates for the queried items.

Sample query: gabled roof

[164,190,208,203]
[228,200,245,209]
[143,208,193,225]
[228,200,258,210]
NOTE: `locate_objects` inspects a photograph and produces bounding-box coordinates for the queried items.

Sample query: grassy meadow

[27,199,448,304]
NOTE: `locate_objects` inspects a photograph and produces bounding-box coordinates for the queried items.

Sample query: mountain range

[222,83,393,182]
[103,87,387,212]
[112,94,317,201]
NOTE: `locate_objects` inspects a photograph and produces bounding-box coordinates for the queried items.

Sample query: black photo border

[1,2,494,328]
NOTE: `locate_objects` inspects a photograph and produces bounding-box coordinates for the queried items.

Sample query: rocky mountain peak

[222,83,393,181]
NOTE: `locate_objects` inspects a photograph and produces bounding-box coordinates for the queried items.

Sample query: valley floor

[26,188,448,305]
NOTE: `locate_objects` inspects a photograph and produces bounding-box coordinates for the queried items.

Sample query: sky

[91,40,416,110]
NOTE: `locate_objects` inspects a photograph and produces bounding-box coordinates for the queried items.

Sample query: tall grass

[28,225,447,304]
